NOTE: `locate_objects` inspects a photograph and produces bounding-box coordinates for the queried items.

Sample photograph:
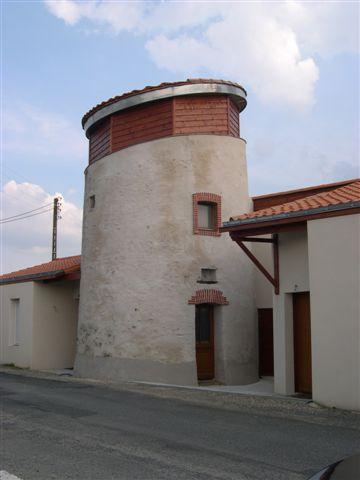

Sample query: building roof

[251,178,358,212]
[222,179,360,232]
[82,78,247,132]
[0,255,81,285]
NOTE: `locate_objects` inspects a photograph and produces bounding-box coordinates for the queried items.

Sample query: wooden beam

[233,236,275,243]
[233,238,276,288]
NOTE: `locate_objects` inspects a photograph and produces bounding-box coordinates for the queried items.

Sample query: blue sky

[1,1,359,272]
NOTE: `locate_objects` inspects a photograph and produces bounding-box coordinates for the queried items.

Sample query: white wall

[0,282,34,368]
[272,228,309,395]
[308,214,360,410]
[77,134,257,385]
[32,280,79,370]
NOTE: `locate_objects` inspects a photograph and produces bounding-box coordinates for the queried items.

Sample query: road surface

[0,371,359,479]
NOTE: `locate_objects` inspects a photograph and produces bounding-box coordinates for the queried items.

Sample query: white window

[197,202,216,230]
[9,298,20,346]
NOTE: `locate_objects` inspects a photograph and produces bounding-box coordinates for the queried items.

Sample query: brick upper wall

[89,118,111,165]
[111,99,173,153]
[88,94,241,165]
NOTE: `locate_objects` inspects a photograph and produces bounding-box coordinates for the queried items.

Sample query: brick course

[87,95,240,164]
[188,289,229,305]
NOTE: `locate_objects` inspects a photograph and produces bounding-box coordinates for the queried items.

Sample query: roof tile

[230,180,360,222]
[1,255,81,281]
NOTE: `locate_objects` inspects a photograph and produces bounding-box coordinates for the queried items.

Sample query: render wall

[308,214,360,410]
[0,282,34,368]
[272,228,309,395]
[32,280,79,370]
[76,134,257,385]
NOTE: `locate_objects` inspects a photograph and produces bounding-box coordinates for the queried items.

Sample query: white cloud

[0,181,82,273]
[4,103,86,160]
[44,0,81,25]
[44,1,359,111]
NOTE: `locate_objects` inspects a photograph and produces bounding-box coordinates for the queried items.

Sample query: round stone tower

[75,79,257,386]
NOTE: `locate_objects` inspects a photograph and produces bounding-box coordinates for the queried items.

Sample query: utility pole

[52,197,62,261]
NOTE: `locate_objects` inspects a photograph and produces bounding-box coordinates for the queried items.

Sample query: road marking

[0,471,22,480]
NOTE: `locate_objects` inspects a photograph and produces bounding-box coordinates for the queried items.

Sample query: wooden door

[258,308,274,376]
[293,292,312,394]
[195,304,214,380]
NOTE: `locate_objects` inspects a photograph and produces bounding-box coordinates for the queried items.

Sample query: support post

[272,234,279,294]
[52,197,58,261]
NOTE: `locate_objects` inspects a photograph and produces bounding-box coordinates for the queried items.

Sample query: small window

[9,298,20,346]
[193,193,221,236]
[198,203,216,230]
[89,195,95,209]
[198,268,217,284]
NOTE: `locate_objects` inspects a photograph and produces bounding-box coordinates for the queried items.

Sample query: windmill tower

[75,79,257,386]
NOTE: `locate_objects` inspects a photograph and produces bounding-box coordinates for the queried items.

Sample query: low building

[222,179,360,410]
[0,256,80,371]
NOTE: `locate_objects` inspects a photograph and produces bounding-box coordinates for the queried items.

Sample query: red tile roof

[229,179,360,223]
[82,78,246,127]
[0,255,81,283]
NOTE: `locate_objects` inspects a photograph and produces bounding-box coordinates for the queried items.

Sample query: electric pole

[52,197,62,261]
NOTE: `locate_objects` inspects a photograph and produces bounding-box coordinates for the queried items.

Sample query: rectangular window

[193,193,221,236]
[198,202,216,230]
[89,195,95,209]
[9,298,20,346]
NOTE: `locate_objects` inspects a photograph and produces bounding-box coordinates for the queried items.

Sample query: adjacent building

[0,256,80,370]
[222,179,360,410]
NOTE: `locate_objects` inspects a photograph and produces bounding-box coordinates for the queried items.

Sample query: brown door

[195,304,214,380]
[258,308,274,376]
[293,292,312,394]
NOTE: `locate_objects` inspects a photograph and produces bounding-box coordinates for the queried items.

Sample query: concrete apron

[125,377,310,402]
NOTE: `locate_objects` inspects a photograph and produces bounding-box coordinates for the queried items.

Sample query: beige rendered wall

[32,280,79,370]
[76,134,257,385]
[0,282,34,368]
[308,214,360,410]
[272,228,309,395]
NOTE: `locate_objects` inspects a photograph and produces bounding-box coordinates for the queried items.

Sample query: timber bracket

[230,233,279,295]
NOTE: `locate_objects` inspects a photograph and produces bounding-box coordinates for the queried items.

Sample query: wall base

[74,353,198,386]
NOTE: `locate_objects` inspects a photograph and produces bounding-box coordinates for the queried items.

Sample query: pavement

[0,368,359,480]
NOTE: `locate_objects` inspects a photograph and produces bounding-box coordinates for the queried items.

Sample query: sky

[1,0,359,273]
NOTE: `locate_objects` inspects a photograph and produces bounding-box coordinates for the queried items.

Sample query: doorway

[258,308,274,377]
[293,292,312,394]
[195,304,214,380]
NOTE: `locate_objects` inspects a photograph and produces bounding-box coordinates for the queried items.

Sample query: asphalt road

[0,371,359,480]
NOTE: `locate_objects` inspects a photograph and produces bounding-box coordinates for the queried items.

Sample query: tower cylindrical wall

[75,133,257,385]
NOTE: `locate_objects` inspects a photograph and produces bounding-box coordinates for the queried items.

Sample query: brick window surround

[188,289,229,305]
[193,193,222,236]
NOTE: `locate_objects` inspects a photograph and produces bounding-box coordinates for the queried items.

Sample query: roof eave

[82,81,247,136]
[221,202,360,234]
[0,266,81,286]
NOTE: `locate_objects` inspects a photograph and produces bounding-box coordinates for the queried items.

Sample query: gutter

[222,201,360,230]
[0,269,65,286]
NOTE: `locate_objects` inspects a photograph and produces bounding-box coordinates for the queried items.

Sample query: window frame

[193,193,221,236]
[9,298,20,347]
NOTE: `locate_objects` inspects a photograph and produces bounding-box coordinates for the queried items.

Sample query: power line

[0,208,53,224]
[0,202,53,222]
[2,172,45,209]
